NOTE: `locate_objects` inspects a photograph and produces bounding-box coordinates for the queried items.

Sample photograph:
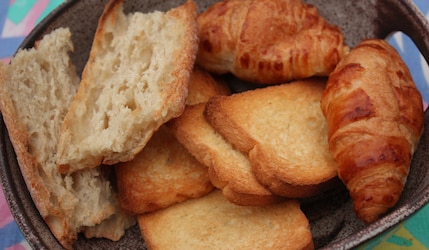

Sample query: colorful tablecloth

[0,0,429,250]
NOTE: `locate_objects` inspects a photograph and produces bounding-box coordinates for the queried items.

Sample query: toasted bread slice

[186,67,230,105]
[138,190,314,250]
[56,0,198,174]
[115,68,228,214]
[115,125,214,214]
[205,78,338,198]
[169,103,282,206]
[0,28,134,249]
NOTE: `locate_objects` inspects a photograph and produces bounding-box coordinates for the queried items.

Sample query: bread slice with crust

[0,28,134,250]
[115,67,228,214]
[169,103,282,206]
[115,125,214,214]
[138,190,314,250]
[56,0,198,174]
[186,66,230,105]
[204,78,339,198]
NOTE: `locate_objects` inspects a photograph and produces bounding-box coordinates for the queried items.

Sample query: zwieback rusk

[115,68,228,215]
[0,28,134,250]
[115,125,215,214]
[169,103,283,206]
[196,0,349,84]
[205,78,339,198]
[186,66,231,105]
[138,190,314,250]
[320,39,424,224]
[56,0,198,174]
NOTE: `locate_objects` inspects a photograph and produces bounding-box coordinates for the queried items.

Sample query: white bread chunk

[138,190,314,250]
[0,28,134,249]
[56,0,198,173]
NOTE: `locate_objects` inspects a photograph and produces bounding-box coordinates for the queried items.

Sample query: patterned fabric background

[388,0,429,109]
[0,0,63,63]
[0,0,428,250]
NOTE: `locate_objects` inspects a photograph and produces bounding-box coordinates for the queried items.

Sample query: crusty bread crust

[205,78,339,198]
[115,125,214,214]
[0,28,134,249]
[169,103,283,206]
[138,190,314,250]
[56,0,198,174]
[115,67,227,214]
[186,67,230,105]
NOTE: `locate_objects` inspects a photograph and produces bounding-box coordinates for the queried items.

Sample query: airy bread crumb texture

[56,0,198,173]
[0,28,134,249]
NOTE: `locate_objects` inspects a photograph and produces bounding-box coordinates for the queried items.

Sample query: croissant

[320,39,424,224]
[196,0,349,84]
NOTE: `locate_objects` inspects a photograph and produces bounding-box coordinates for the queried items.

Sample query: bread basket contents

[115,67,229,215]
[56,0,198,174]
[320,39,424,224]
[196,0,350,84]
[138,190,314,250]
[115,125,215,215]
[204,78,339,198]
[185,67,231,105]
[0,27,135,249]
[0,0,197,249]
[0,0,425,249]
[168,102,283,206]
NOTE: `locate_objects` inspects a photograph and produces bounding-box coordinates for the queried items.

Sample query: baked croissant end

[320,39,424,224]
[196,0,349,84]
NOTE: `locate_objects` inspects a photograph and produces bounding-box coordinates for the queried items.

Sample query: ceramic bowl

[1,0,429,249]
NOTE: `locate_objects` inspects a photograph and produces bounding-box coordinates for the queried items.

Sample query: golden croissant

[196,0,349,84]
[321,39,424,224]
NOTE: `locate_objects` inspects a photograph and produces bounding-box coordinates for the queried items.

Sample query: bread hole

[22,78,32,88]
[115,83,137,111]
[125,99,137,111]
[103,113,110,129]
[131,40,153,71]
[112,57,121,72]
[27,133,39,155]
[40,61,51,72]
[141,80,149,91]
[128,41,135,54]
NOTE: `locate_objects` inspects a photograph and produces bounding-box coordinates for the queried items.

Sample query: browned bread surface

[0,28,134,249]
[205,78,338,198]
[138,190,314,250]
[115,67,228,214]
[186,67,230,105]
[169,103,282,206]
[196,0,349,84]
[320,39,424,223]
[56,0,198,174]
[115,126,214,214]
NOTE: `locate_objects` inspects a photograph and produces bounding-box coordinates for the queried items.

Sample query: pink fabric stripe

[0,185,14,227]
[6,243,28,250]
[22,0,49,34]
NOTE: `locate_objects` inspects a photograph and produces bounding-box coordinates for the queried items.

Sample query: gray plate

[1,0,429,249]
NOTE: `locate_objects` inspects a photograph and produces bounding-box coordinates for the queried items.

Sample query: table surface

[1,0,429,249]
